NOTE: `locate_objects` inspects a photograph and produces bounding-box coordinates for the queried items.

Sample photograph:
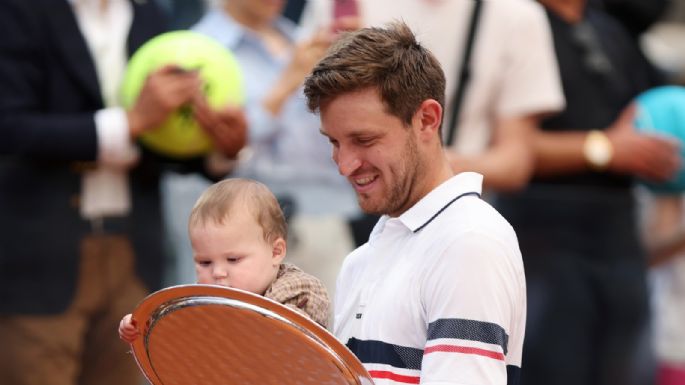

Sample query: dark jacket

[0,0,203,314]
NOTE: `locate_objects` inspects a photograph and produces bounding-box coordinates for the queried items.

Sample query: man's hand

[288,29,336,85]
[606,103,680,182]
[192,95,247,159]
[263,28,337,116]
[331,15,361,34]
[126,65,202,138]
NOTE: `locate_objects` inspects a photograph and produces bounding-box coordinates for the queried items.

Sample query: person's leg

[498,189,599,385]
[596,259,654,385]
[521,253,599,385]
[0,311,88,385]
[0,236,108,385]
[78,235,147,385]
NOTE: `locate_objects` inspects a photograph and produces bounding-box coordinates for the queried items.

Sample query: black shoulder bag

[445,0,484,147]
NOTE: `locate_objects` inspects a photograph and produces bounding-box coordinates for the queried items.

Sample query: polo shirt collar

[398,171,483,233]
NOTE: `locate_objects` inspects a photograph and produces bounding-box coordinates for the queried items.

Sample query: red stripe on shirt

[368,370,421,384]
[424,344,505,361]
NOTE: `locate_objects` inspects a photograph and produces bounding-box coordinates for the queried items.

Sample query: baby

[119,178,331,342]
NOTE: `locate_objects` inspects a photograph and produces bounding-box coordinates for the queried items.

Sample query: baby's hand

[118,313,140,343]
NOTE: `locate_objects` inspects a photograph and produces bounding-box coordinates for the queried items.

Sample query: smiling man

[304,22,527,385]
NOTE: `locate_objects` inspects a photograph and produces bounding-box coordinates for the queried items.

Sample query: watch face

[129,285,373,385]
[584,131,612,168]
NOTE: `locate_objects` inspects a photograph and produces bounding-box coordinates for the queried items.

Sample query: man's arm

[533,104,680,182]
[449,0,564,192]
[447,115,537,191]
[420,231,524,384]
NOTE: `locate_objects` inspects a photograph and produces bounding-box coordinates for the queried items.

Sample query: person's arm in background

[262,30,334,117]
[447,1,565,191]
[126,64,246,178]
[0,0,200,164]
[192,98,247,159]
[127,65,204,141]
[447,115,538,192]
[533,103,680,182]
[262,19,357,117]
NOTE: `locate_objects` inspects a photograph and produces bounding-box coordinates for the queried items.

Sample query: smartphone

[333,0,358,20]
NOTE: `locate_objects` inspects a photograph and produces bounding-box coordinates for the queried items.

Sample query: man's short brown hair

[304,21,446,132]
[188,178,287,243]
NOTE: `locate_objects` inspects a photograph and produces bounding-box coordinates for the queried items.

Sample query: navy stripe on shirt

[346,338,424,370]
[346,338,521,385]
[427,318,509,354]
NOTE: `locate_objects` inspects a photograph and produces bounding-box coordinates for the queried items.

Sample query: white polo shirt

[334,172,526,385]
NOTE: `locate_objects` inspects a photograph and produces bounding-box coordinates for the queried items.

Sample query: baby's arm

[118,313,140,343]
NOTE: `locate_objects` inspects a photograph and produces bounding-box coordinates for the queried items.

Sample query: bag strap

[445,0,484,147]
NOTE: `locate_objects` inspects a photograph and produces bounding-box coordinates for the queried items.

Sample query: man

[304,22,526,385]
[0,1,245,384]
[496,0,680,384]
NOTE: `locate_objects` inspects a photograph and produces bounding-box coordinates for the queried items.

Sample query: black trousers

[497,184,654,385]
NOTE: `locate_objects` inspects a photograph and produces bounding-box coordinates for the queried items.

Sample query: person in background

[304,21,527,385]
[496,0,680,384]
[0,1,246,384]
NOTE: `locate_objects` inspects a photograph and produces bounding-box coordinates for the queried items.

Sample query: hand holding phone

[333,0,358,20]
[332,0,360,33]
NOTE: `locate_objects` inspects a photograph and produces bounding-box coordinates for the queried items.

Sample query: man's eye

[356,137,375,146]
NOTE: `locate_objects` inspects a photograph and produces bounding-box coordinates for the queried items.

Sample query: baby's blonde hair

[188,178,287,243]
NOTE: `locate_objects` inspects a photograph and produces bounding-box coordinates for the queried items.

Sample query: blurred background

[2,1,685,385]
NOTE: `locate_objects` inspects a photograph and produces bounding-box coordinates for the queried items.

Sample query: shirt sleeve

[495,1,565,119]
[419,230,525,385]
[267,267,332,329]
[94,107,139,167]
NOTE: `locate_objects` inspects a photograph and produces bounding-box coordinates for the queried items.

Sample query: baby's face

[189,207,282,295]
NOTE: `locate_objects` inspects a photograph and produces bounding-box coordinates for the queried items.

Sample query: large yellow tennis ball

[121,31,245,158]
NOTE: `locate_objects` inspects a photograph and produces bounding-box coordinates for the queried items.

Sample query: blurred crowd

[1,0,685,385]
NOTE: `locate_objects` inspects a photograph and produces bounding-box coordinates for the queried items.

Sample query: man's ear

[414,99,443,141]
[272,237,287,266]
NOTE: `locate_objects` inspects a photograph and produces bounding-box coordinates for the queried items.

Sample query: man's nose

[336,148,362,177]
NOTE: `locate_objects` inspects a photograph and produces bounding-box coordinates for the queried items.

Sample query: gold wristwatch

[583,130,613,170]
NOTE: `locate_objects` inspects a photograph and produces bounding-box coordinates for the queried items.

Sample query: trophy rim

[130,284,372,385]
